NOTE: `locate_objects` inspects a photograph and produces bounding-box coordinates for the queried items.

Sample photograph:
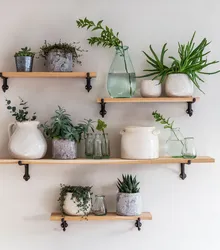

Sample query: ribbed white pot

[140,80,161,97]
[165,74,194,97]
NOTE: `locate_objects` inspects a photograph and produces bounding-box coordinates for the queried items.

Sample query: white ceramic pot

[165,74,194,97]
[8,121,47,159]
[116,193,142,216]
[140,79,161,97]
[63,192,92,216]
[120,126,160,159]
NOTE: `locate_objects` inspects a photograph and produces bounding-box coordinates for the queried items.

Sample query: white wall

[0,0,220,249]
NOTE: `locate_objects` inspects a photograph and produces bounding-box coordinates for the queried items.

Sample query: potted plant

[76,18,136,98]
[39,40,86,72]
[41,106,94,159]
[58,184,92,216]
[5,97,47,159]
[139,32,220,96]
[14,47,35,72]
[116,174,142,216]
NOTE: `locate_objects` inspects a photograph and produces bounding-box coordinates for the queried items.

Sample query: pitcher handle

[8,123,15,138]
[153,129,160,136]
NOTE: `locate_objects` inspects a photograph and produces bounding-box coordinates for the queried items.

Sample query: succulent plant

[117,174,140,193]
[14,47,35,57]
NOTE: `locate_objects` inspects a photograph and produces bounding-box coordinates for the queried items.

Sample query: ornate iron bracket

[61,218,68,232]
[135,217,142,231]
[0,73,9,92]
[186,98,196,117]
[99,98,107,117]
[18,161,30,181]
[85,72,92,92]
[180,160,191,180]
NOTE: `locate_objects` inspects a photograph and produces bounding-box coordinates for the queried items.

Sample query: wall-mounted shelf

[0,156,214,181]
[97,97,199,117]
[0,72,96,92]
[50,212,152,232]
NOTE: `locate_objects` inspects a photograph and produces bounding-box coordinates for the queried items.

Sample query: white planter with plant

[138,32,220,96]
[59,185,92,216]
[6,97,47,159]
[41,106,94,159]
[116,175,142,216]
[140,79,161,97]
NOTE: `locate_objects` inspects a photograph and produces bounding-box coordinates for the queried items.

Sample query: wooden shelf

[2,72,96,78]
[50,212,152,221]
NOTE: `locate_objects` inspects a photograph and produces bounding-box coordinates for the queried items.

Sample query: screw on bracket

[85,72,92,92]
[186,98,196,117]
[18,161,30,181]
[0,73,9,92]
[61,218,68,232]
[135,217,142,231]
[100,98,107,118]
[180,160,191,180]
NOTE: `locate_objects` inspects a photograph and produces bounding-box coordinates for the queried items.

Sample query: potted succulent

[39,40,86,72]
[139,32,220,96]
[5,97,47,159]
[116,174,142,216]
[14,47,35,72]
[41,106,93,159]
[58,184,92,216]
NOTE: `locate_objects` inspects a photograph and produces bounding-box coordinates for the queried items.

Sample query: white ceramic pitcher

[8,121,47,159]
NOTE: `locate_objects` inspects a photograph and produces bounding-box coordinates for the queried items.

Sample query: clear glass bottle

[101,133,110,159]
[93,134,102,159]
[92,195,107,216]
[166,128,184,158]
[85,133,94,158]
[182,137,197,159]
[107,46,136,98]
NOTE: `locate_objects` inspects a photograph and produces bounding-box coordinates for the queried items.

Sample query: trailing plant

[41,106,94,142]
[5,97,37,122]
[139,32,220,93]
[39,40,87,66]
[58,184,92,216]
[117,174,140,193]
[14,47,35,57]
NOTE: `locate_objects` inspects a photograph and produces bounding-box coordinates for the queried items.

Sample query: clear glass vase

[93,134,102,159]
[101,133,110,159]
[85,133,94,158]
[92,195,107,216]
[182,137,197,159]
[166,128,184,158]
[107,46,136,98]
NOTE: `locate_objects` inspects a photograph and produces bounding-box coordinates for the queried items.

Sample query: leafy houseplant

[41,106,94,159]
[96,119,110,158]
[58,184,92,217]
[14,47,35,72]
[116,174,142,216]
[139,32,220,96]
[39,40,86,72]
[76,18,136,98]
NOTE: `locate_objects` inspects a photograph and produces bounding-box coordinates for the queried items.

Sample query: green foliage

[76,17,122,48]
[14,47,35,57]
[5,97,37,122]
[41,106,94,142]
[140,32,220,93]
[116,174,140,193]
[58,184,92,216]
[152,110,174,130]
[39,40,87,66]
[96,119,107,134]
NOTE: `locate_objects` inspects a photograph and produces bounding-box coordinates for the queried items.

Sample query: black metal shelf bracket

[61,218,68,232]
[0,73,9,92]
[99,98,107,118]
[180,160,191,180]
[186,98,196,117]
[135,217,142,231]
[85,72,92,92]
[18,161,30,181]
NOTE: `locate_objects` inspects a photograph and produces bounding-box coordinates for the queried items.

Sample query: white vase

[165,74,194,97]
[120,126,160,159]
[140,79,161,97]
[8,121,47,159]
[63,192,92,216]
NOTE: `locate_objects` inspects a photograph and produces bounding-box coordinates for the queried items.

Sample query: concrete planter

[52,139,77,159]
[47,50,72,72]
[116,192,142,216]
[15,56,34,72]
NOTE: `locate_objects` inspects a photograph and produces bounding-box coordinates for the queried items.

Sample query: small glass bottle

[92,195,107,216]
[166,128,184,158]
[85,133,94,158]
[182,137,197,159]
[101,133,110,159]
[93,134,102,159]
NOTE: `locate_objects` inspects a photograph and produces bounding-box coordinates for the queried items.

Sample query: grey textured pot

[52,139,77,159]
[15,56,34,72]
[116,193,142,216]
[47,50,72,72]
